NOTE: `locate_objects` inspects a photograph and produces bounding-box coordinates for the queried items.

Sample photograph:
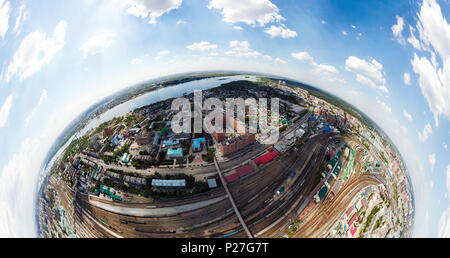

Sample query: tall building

[219,134,256,156]
[104,127,113,136]
[135,130,151,146]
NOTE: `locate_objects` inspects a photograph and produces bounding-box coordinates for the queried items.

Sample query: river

[79,75,257,136]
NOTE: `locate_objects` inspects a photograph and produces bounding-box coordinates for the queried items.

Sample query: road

[52,110,366,238]
[66,132,333,238]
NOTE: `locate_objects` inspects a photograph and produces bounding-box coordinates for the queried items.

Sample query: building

[167,148,183,159]
[135,130,151,146]
[123,175,146,186]
[296,128,306,138]
[173,133,191,141]
[326,113,337,125]
[192,138,206,152]
[88,136,101,152]
[219,134,256,156]
[207,179,218,188]
[152,134,160,146]
[163,138,180,147]
[111,135,120,146]
[128,128,141,135]
[120,153,131,163]
[347,212,358,228]
[152,179,186,187]
[253,150,279,166]
[104,127,113,136]
[345,207,354,218]
[59,161,66,172]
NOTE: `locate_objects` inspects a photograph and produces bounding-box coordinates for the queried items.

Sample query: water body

[79,75,257,136]
[38,75,257,190]
[36,74,257,235]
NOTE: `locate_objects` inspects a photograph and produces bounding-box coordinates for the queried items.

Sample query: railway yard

[38,77,413,238]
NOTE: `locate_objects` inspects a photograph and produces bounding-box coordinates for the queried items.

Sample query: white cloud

[440,165,450,237]
[225,40,261,57]
[418,123,433,142]
[0,94,13,128]
[429,153,436,172]
[6,20,67,81]
[342,31,347,36]
[291,51,314,63]
[313,63,339,75]
[229,40,250,51]
[124,0,182,24]
[438,205,450,237]
[411,53,448,127]
[186,41,217,51]
[392,15,405,45]
[12,4,27,34]
[224,40,281,65]
[403,109,413,121]
[321,20,326,25]
[410,0,450,127]
[292,51,340,81]
[356,32,363,40]
[444,143,448,152]
[176,19,187,25]
[376,97,392,113]
[0,0,10,39]
[207,0,284,27]
[351,24,356,29]
[130,57,143,65]
[407,25,422,50]
[80,33,116,59]
[264,24,297,38]
[404,72,411,85]
[275,57,288,64]
[345,56,388,93]
[24,89,48,127]
[0,138,41,237]
[447,164,450,196]
[159,50,170,55]
[233,25,243,30]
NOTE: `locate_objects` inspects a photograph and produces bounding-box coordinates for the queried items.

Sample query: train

[120,219,146,225]
[220,230,239,238]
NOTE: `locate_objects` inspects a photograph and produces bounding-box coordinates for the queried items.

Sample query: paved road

[62,112,360,238]
[73,132,335,238]
[214,158,253,238]
[89,195,228,217]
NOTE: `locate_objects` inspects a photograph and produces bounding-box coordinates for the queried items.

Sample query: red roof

[225,173,240,183]
[235,164,254,177]
[345,207,353,217]
[268,147,275,152]
[254,151,279,165]
[350,225,358,237]
[348,212,357,226]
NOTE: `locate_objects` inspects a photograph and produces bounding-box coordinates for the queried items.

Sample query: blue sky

[0,0,449,237]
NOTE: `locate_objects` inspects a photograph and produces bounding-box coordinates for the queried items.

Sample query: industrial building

[151,179,186,187]
[167,148,183,159]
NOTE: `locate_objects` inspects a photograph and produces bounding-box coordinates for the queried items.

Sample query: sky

[0,0,449,237]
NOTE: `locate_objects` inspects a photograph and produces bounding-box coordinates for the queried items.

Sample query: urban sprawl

[39,76,413,238]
